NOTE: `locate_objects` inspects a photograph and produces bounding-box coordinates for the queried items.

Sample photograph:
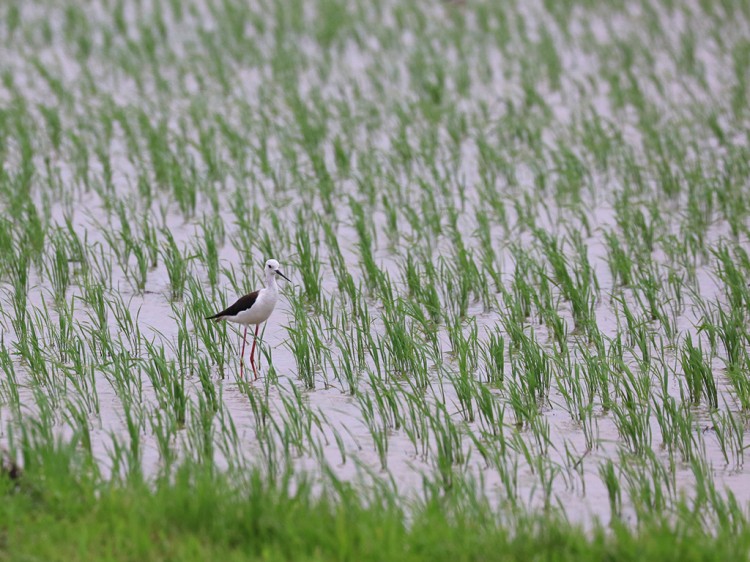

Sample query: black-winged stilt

[207,259,291,379]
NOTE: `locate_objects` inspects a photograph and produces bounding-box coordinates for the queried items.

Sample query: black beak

[276,270,291,283]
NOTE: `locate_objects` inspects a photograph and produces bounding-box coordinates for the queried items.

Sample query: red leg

[249,324,260,380]
[239,325,248,379]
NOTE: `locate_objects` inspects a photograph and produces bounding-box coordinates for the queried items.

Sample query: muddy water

[1,0,749,528]
[3,197,747,528]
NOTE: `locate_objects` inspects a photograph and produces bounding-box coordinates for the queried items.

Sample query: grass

[3,464,750,561]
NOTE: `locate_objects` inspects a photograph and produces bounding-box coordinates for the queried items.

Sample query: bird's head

[265,259,291,282]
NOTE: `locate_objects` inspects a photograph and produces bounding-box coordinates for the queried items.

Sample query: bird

[1,449,20,481]
[207,259,291,380]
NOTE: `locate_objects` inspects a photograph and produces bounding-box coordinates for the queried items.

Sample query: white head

[264,259,291,282]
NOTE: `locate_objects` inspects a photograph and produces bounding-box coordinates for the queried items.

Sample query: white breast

[228,288,279,326]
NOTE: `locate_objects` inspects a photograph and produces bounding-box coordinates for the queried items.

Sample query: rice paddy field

[2,0,750,559]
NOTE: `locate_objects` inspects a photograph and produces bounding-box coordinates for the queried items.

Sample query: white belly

[227,289,278,326]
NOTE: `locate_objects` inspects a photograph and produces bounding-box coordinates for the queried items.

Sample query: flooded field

[2,0,750,540]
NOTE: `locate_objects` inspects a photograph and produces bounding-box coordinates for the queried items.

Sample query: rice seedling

[679,335,718,409]
[161,229,189,301]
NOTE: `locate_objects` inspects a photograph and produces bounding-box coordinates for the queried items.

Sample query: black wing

[206,290,259,320]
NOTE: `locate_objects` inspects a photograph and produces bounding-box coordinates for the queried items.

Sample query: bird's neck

[265,274,278,291]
